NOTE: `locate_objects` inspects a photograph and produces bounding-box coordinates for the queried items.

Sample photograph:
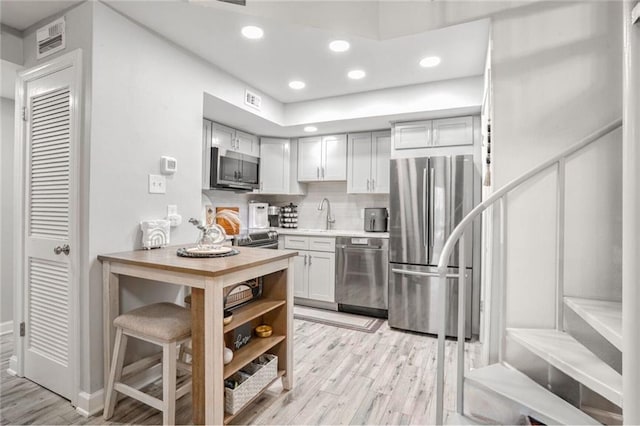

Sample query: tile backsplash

[203,182,389,232]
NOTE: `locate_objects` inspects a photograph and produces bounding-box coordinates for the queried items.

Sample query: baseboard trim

[75,363,162,417]
[8,355,19,376]
[75,390,104,417]
[0,320,13,335]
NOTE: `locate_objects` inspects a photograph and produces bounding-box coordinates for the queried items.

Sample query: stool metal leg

[103,328,128,420]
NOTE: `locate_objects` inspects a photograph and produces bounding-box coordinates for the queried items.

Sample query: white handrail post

[436,271,448,425]
[498,196,507,363]
[456,232,466,415]
[555,159,566,330]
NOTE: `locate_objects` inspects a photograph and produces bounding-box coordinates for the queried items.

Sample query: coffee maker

[248,202,269,229]
[268,206,280,228]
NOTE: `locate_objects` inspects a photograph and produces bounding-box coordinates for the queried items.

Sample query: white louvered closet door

[23,65,77,400]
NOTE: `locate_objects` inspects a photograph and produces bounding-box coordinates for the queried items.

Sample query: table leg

[204,282,224,425]
[102,262,119,397]
[283,259,294,390]
[192,283,224,425]
[191,288,204,425]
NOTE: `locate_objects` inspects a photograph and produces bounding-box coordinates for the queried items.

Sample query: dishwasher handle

[336,245,385,251]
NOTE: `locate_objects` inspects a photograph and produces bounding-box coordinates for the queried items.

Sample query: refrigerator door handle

[429,166,435,248]
[422,167,428,248]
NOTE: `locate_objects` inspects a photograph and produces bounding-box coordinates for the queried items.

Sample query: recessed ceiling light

[304,126,318,132]
[419,56,441,68]
[289,80,306,90]
[329,40,350,52]
[347,69,366,80]
[241,26,264,40]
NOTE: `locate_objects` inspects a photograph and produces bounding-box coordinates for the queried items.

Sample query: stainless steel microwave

[206,147,260,191]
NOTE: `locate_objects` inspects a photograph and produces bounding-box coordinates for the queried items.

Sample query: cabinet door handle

[372,178,375,190]
[322,167,325,178]
[317,167,319,179]
[308,255,312,266]
[367,179,370,191]
[303,254,307,265]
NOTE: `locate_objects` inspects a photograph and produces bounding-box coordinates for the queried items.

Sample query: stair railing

[432,118,622,424]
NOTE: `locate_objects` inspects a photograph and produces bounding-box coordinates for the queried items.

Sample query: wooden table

[99,246,297,425]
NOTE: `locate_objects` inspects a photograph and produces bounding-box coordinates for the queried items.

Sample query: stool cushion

[114,302,191,342]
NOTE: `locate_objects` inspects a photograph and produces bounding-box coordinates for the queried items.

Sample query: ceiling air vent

[218,0,246,5]
[245,90,261,110]
[36,17,66,59]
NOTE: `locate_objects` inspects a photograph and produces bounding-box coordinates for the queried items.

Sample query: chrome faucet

[317,197,335,230]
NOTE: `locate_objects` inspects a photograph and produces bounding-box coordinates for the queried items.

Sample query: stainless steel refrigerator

[388,155,474,337]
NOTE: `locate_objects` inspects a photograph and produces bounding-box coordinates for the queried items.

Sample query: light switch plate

[149,174,166,194]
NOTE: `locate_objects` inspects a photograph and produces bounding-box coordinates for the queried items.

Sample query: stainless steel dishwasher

[335,236,389,318]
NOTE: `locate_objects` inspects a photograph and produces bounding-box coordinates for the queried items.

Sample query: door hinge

[19,322,25,337]
[22,107,28,122]
[479,300,484,313]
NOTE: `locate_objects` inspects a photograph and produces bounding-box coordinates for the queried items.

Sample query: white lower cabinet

[284,236,335,303]
[307,251,335,301]
[293,253,308,298]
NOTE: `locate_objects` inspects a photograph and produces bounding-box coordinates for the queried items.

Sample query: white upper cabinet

[235,129,260,156]
[321,134,347,180]
[298,134,346,181]
[202,119,212,188]
[393,120,431,150]
[298,136,323,181]
[393,116,474,152]
[257,138,306,195]
[209,120,259,157]
[347,132,372,193]
[347,130,390,194]
[211,122,235,150]
[371,131,391,193]
[432,116,474,147]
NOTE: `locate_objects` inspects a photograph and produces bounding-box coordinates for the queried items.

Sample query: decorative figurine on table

[177,210,241,257]
[188,217,227,251]
[140,219,170,249]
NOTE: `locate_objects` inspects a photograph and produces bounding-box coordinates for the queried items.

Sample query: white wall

[1,26,24,65]
[490,1,623,330]
[1,97,15,325]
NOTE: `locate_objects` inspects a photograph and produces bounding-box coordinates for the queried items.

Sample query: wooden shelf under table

[224,335,286,380]
[224,298,286,334]
[223,370,285,424]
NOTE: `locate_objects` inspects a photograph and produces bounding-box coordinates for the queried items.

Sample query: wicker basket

[225,354,278,415]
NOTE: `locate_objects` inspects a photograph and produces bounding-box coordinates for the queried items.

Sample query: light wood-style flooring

[0,319,482,425]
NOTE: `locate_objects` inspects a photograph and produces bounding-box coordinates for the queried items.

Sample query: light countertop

[275,228,389,239]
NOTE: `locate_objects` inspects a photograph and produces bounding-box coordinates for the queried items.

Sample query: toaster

[364,208,388,232]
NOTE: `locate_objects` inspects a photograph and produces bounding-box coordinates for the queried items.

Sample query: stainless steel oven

[233,231,279,249]
[335,236,388,318]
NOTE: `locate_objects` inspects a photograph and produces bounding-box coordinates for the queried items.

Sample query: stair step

[507,328,623,406]
[465,364,600,425]
[564,297,622,350]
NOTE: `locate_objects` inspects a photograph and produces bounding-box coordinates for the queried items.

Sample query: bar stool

[103,302,192,425]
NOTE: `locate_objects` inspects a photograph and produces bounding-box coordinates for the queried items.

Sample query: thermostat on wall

[161,156,177,174]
